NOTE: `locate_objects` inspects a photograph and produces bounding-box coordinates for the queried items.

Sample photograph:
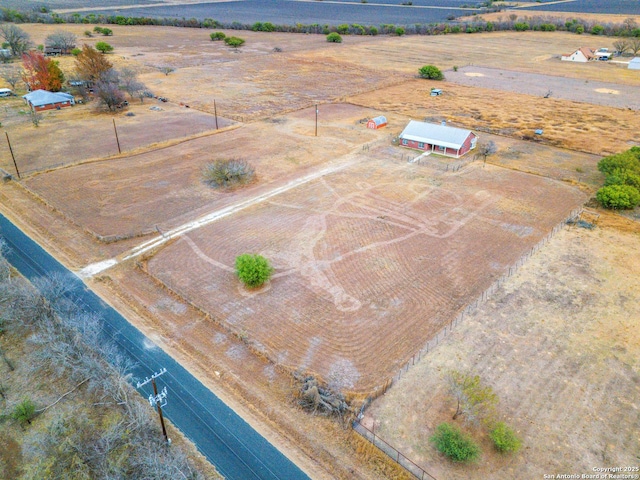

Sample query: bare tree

[613,39,631,56]
[94,69,126,111]
[0,65,21,90]
[119,67,147,102]
[474,140,497,165]
[44,31,77,54]
[159,66,175,76]
[630,37,640,56]
[0,24,32,57]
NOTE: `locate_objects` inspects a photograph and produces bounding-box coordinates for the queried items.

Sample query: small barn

[23,90,75,112]
[629,57,640,70]
[366,116,387,129]
[398,120,477,158]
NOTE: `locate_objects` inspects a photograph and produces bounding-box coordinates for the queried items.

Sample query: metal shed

[366,116,387,129]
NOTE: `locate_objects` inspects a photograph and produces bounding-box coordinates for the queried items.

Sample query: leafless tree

[474,140,497,165]
[119,66,147,102]
[0,65,22,90]
[94,68,126,111]
[44,31,77,54]
[613,39,631,56]
[630,37,640,56]
[0,24,32,57]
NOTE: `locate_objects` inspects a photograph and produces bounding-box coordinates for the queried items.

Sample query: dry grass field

[146,153,585,393]
[1,21,638,479]
[363,212,640,479]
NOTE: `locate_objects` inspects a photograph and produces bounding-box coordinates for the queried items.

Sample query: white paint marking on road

[78,158,357,278]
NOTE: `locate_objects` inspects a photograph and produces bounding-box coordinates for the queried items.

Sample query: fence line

[353,421,438,480]
[353,206,584,478]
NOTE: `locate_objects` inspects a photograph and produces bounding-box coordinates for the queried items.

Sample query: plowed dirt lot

[147,153,586,393]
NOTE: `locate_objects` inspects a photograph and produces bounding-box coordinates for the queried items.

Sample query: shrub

[538,23,556,31]
[368,26,378,35]
[596,185,640,209]
[326,32,342,43]
[419,65,444,80]
[210,31,226,41]
[575,25,584,34]
[203,159,255,188]
[93,26,103,34]
[514,22,530,31]
[337,24,349,34]
[84,30,92,37]
[224,36,245,48]
[70,47,81,56]
[235,254,273,288]
[395,27,406,36]
[490,422,522,453]
[12,398,36,426]
[101,28,113,36]
[95,41,114,53]
[598,151,640,176]
[430,423,480,462]
[591,24,604,35]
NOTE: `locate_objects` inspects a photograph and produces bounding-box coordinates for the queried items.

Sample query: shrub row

[596,147,640,210]
[2,6,640,39]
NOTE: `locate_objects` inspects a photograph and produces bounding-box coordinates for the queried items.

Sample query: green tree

[446,370,498,424]
[489,422,522,453]
[596,185,640,209]
[395,27,405,36]
[224,36,245,48]
[430,423,480,462]
[419,65,444,80]
[514,22,530,31]
[95,41,114,54]
[326,32,342,43]
[598,150,640,176]
[12,398,36,426]
[235,254,273,288]
[591,25,604,35]
[210,31,226,41]
[575,25,585,34]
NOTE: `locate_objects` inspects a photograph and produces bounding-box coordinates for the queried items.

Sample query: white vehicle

[0,88,13,97]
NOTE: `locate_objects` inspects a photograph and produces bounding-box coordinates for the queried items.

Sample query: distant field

[517,0,640,15]
[68,0,473,26]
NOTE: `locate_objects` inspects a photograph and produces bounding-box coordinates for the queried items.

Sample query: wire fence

[353,206,584,478]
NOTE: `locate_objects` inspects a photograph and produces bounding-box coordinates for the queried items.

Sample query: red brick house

[398,120,477,158]
[22,89,75,112]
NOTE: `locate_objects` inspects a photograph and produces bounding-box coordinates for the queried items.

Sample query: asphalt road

[0,213,310,480]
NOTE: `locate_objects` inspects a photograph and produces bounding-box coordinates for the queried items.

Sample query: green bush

[575,25,585,34]
[419,65,444,80]
[93,26,104,34]
[430,423,480,462]
[596,185,640,209]
[538,23,556,31]
[235,254,273,288]
[591,24,604,35]
[598,150,640,176]
[395,27,405,36]
[84,30,92,37]
[71,47,82,56]
[12,398,36,426]
[203,159,255,188]
[224,36,245,48]
[326,32,343,43]
[514,22,530,31]
[489,422,521,453]
[210,31,226,41]
[101,28,113,36]
[368,26,378,35]
[336,24,349,34]
[95,41,114,53]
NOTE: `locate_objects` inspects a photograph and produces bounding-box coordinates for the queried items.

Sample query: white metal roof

[0,88,12,93]
[370,115,387,125]
[22,89,74,107]
[399,120,474,150]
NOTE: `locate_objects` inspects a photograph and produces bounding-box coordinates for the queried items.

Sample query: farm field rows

[146,153,586,393]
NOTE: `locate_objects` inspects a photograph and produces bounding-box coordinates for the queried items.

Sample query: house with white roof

[22,89,75,111]
[398,120,477,158]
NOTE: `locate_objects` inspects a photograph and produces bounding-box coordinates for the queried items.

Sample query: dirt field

[145,152,585,393]
[362,212,640,479]
[1,22,639,480]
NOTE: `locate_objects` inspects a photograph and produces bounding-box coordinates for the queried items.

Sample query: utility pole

[137,367,170,444]
[315,104,318,137]
[5,132,19,179]
[214,99,219,130]
[113,119,121,154]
